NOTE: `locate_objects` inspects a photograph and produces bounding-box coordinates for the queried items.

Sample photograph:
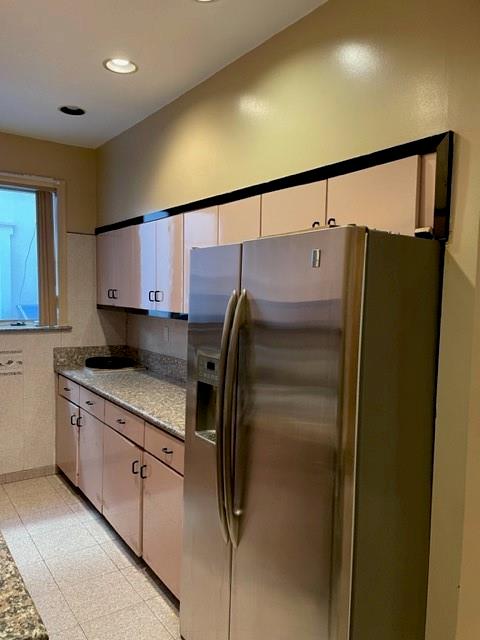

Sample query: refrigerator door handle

[215,288,239,544]
[223,288,248,549]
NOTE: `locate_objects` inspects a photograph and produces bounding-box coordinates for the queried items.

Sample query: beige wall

[97,1,480,638]
[0,234,126,478]
[0,131,96,234]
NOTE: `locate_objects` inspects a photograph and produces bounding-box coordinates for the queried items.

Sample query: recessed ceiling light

[103,58,138,74]
[58,105,86,116]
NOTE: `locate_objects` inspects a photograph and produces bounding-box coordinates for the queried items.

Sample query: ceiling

[0,0,327,148]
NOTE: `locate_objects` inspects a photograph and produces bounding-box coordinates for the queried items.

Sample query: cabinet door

[183,207,218,313]
[155,215,184,314]
[56,395,79,486]
[143,452,183,598]
[327,156,420,235]
[218,196,261,245]
[112,227,135,308]
[78,410,104,512]
[103,425,143,555]
[96,232,115,306]
[261,182,327,237]
[126,222,156,310]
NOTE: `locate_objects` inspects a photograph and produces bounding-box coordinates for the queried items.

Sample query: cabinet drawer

[105,401,145,447]
[58,375,80,405]
[79,387,105,421]
[145,423,184,475]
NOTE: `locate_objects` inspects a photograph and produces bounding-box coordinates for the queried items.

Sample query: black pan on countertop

[85,356,138,370]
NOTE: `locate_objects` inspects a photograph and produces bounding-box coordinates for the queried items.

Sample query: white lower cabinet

[78,410,104,512]
[56,395,79,486]
[103,425,143,556]
[56,377,185,599]
[143,452,183,598]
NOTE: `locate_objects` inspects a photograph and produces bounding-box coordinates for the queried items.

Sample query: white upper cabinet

[96,228,135,307]
[127,222,156,311]
[218,196,261,245]
[96,232,116,306]
[261,181,327,237]
[183,207,218,313]
[155,215,184,314]
[96,217,184,314]
[327,156,421,235]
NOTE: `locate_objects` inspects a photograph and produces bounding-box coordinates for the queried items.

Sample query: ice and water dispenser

[195,351,220,442]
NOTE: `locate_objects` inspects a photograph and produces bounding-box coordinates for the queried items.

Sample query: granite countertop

[0,533,48,640]
[56,367,186,441]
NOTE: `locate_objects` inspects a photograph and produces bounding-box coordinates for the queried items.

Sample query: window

[0,181,59,327]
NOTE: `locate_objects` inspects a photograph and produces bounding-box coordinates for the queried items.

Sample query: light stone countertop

[0,533,48,640]
[56,367,186,441]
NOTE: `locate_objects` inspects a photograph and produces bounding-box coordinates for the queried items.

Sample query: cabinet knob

[140,464,148,479]
[162,447,173,455]
[76,416,84,428]
[86,400,94,406]
[111,289,119,300]
[131,460,140,475]
[70,414,77,426]
[327,218,337,228]
[116,418,126,425]
[63,387,71,392]
[148,290,155,303]
[154,290,164,303]
[312,221,320,228]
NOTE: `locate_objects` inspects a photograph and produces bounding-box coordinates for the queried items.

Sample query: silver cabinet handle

[223,288,247,549]
[214,289,238,545]
[116,418,126,425]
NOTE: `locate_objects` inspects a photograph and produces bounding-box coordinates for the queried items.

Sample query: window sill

[0,324,72,334]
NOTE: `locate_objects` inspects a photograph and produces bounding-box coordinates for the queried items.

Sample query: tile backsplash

[126,315,188,361]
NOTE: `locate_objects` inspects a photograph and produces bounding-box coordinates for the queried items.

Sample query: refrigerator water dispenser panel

[195,352,219,442]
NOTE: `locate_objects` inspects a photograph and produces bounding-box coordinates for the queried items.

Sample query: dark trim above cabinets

[96,131,454,242]
[96,305,188,321]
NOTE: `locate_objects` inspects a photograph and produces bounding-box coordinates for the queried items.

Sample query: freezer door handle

[214,288,238,544]
[223,288,247,549]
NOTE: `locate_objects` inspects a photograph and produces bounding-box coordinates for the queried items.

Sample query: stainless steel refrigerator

[181,226,440,640]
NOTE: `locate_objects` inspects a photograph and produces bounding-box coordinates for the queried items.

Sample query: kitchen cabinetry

[155,215,184,313]
[58,375,80,405]
[326,156,421,235]
[78,410,104,511]
[183,207,218,312]
[105,401,145,447]
[218,196,261,245]
[103,425,143,555]
[55,374,185,597]
[261,181,327,237]
[96,227,136,307]
[56,395,79,486]
[143,452,183,598]
[97,217,184,313]
[145,423,184,475]
[80,387,105,422]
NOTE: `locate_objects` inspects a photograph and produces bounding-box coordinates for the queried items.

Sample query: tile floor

[0,474,180,640]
